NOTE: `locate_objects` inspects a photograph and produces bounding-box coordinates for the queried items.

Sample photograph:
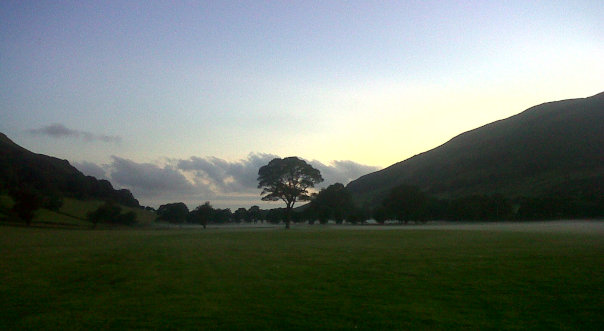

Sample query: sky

[1,1,603,209]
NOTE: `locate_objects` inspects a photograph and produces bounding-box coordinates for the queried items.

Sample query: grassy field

[1,225,602,330]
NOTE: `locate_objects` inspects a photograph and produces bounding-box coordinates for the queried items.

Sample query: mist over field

[153,220,604,234]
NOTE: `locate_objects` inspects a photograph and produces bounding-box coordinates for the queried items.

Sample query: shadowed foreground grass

[1,226,602,330]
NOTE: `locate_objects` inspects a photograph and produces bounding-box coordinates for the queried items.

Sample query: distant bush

[87,202,137,227]
[157,202,189,224]
[9,188,42,226]
[42,194,63,212]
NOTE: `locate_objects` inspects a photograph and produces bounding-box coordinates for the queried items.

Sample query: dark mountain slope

[347,92,604,206]
[0,133,139,207]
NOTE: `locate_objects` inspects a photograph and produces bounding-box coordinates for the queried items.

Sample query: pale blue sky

[1,1,602,208]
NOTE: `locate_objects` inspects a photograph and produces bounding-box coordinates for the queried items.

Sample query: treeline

[156,202,269,228]
[370,183,603,222]
[156,183,603,226]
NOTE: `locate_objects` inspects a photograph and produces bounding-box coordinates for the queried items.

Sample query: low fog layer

[152,220,604,234]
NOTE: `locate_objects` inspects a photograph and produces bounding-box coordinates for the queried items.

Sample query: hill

[347,92,604,207]
[0,133,140,207]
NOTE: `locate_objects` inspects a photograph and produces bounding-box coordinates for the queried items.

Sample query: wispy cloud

[29,123,121,143]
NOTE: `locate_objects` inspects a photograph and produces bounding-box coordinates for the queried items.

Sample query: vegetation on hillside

[0,192,154,228]
[347,92,604,209]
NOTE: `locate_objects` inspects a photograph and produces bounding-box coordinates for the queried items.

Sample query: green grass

[1,196,156,227]
[0,226,602,330]
[58,198,106,219]
[34,208,90,226]
[125,205,156,225]
[55,198,156,226]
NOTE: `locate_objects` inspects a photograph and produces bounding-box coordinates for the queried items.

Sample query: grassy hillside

[51,198,156,226]
[0,195,155,227]
[1,225,602,329]
[347,92,604,207]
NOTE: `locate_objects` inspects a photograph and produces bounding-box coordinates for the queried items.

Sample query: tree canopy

[189,201,213,228]
[87,201,137,228]
[382,184,428,223]
[309,183,355,224]
[257,156,323,228]
[157,202,189,224]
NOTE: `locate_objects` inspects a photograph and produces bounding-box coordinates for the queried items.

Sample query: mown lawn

[0,226,602,330]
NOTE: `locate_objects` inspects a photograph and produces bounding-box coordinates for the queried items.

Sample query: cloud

[177,153,380,193]
[73,161,108,179]
[310,160,381,187]
[29,123,121,143]
[75,155,380,208]
[177,153,279,193]
[109,156,196,197]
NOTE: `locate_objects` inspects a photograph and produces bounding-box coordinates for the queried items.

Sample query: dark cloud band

[29,123,121,143]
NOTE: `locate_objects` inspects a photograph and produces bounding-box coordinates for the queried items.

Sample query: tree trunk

[285,205,292,229]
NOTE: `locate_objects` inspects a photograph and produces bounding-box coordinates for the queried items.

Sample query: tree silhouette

[234,207,248,223]
[382,185,428,223]
[258,157,323,229]
[309,183,354,224]
[190,201,213,229]
[10,188,41,226]
[86,201,136,228]
[248,205,261,223]
[157,202,189,224]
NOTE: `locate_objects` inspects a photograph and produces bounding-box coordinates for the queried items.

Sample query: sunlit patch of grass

[34,209,89,226]
[57,198,156,225]
[59,198,105,219]
[0,227,602,329]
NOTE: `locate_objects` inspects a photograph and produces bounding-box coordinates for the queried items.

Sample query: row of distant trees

[157,202,266,228]
[154,182,603,227]
[153,156,602,228]
[6,183,599,227]
[4,156,600,227]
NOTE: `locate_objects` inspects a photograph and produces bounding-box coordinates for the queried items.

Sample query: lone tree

[190,201,213,229]
[10,188,41,226]
[258,157,323,229]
